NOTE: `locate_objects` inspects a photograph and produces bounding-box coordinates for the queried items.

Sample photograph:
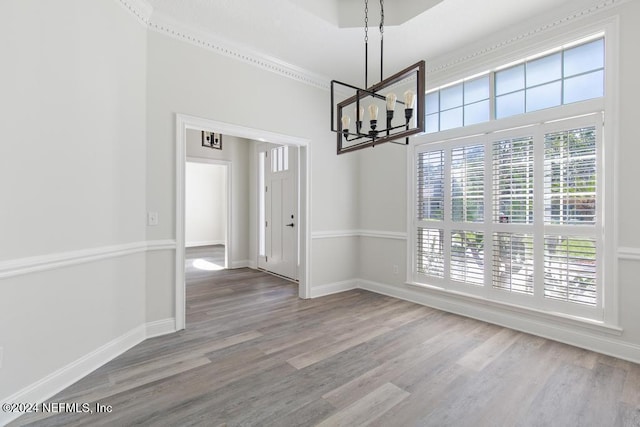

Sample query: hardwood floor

[185,245,226,277]
[11,268,640,426]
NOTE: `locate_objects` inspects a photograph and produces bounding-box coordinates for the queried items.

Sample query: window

[426,36,605,132]
[271,145,289,172]
[413,114,603,319]
[412,30,615,324]
[426,74,491,133]
[496,38,604,119]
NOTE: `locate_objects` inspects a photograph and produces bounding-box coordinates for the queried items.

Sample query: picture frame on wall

[202,131,222,150]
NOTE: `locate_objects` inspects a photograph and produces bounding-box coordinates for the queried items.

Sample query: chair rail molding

[311,230,407,240]
[618,247,640,261]
[0,240,177,279]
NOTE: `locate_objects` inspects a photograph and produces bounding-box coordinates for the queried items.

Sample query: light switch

[147,212,159,226]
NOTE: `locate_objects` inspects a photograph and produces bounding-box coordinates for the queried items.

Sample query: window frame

[410,103,611,324]
[406,17,622,335]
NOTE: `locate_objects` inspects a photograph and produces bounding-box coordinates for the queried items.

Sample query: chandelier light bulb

[355,106,364,121]
[341,115,351,130]
[404,90,416,109]
[368,104,379,120]
[386,93,397,111]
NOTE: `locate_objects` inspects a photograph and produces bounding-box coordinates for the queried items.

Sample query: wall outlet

[393,265,399,275]
[147,212,159,226]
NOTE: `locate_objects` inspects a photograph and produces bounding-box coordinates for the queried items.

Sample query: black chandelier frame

[329,0,425,155]
[330,60,425,154]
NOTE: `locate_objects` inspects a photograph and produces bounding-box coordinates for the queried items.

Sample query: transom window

[426,74,491,132]
[425,36,604,133]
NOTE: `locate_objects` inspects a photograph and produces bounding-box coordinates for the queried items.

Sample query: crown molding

[147,11,330,91]
[116,0,153,26]
[116,0,629,91]
[426,0,631,76]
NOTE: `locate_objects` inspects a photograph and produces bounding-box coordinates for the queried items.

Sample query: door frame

[185,157,231,269]
[175,113,311,331]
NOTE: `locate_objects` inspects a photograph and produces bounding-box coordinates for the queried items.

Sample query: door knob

[286,223,295,227]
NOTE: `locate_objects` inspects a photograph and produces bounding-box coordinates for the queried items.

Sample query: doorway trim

[185,157,232,269]
[175,113,311,331]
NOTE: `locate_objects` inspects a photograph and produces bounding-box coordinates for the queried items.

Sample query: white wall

[0,0,359,415]
[185,162,227,247]
[356,1,640,362]
[0,0,148,408]
[145,29,361,320]
[186,132,250,266]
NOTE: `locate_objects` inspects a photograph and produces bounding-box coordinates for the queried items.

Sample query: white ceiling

[147,0,599,84]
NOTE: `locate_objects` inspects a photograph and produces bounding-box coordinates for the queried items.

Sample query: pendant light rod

[380,0,384,82]
[364,0,369,88]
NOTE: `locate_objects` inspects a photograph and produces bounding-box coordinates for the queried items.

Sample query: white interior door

[258,144,298,280]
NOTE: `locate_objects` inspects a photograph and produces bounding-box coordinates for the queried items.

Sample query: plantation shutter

[543,126,598,306]
[416,150,445,277]
[451,145,484,223]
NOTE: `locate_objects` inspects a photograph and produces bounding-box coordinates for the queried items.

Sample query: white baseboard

[357,279,640,365]
[0,319,176,426]
[145,318,177,338]
[185,240,225,248]
[310,279,358,298]
[0,326,144,425]
[230,260,251,269]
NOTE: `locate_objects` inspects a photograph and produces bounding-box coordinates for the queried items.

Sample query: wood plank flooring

[11,268,640,426]
[185,245,226,278]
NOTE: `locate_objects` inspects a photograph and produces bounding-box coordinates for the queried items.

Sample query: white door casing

[176,114,311,331]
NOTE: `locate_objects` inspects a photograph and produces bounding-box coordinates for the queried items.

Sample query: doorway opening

[185,159,230,276]
[175,114,311,331]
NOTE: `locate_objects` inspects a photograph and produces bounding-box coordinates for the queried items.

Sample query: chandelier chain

[380,0,384,36]
[364,0,369,44]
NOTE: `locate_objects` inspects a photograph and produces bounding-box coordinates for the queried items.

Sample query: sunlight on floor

[192,258,225,271]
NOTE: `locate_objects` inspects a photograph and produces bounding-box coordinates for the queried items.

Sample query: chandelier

[330,0,425,154]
